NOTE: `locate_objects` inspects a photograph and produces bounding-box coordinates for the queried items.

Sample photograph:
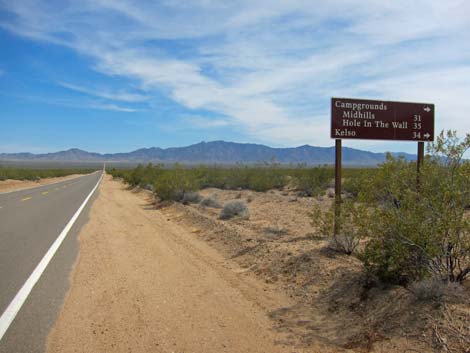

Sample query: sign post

[417,141,424,190]
[331,97,435,235]
[334,139,342,236]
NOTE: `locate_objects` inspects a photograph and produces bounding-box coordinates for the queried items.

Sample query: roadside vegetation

[109,130,469,351]
[108,163,369,201]
[314,131,470,286]
[0,167,97,181]
[110,130,470,289]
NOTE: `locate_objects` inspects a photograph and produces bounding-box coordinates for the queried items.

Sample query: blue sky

[0,1,469,154]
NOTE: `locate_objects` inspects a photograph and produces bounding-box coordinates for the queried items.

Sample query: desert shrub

[142,184,154,191]
[247,165,287,191]
[409,277,447,302]
[126,163,145,186]
[108,164,336,197]
[292,165,333,196]
[153,167,201,201]
[210,163,288,191]
[125,163,164,187]
[328,234,358,255]
[181,192,202,204]
[311,199,369,255]
[199,194,222,208]
[219,200,249,220]
[108,167,129,180]
[342,169,372,198]
[359,131,470,284]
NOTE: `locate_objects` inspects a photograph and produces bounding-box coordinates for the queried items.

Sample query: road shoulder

[46,175,317,353]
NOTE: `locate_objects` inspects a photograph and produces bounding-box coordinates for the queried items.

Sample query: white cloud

[57,81,148,103]
[88,102,139,112]
[10,94,139,113]
[183,115,230,128]
[1,0,470,149]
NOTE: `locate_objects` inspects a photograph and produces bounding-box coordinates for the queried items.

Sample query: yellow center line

[42,191,49,195]
[21,197,32,202]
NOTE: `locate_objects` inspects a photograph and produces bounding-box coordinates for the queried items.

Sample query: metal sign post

[334,139,342,236]
[416,141,424,191]
[331,97,435,235]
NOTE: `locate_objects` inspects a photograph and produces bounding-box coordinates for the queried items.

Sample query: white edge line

[0,171,100,195]
[0,172,104,341]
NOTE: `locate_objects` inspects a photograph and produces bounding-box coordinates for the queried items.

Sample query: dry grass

[431,305,470,353]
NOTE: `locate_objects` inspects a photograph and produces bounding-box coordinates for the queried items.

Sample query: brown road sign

[331,97,434,141]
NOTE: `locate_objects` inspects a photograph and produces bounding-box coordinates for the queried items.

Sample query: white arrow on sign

[423,133,430,139]
[423,106,431,112]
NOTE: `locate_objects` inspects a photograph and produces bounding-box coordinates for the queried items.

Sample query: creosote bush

[311,199,369,255]
[153,166,200,201]
[312,131,470,285]
[292,165,333,197]
[108,163,355,203]
[357,131,470,285]
[219,200,249,220]
[342,169,376,198]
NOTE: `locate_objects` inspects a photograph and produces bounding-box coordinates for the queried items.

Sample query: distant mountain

[0,141,416,166]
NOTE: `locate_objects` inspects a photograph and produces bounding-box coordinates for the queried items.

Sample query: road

[0,171,102,353]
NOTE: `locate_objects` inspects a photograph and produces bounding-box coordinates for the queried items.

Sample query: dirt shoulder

[0,174,85,193]
[154,188,469,353]
[47,175,338,353]
[48,176,469,352]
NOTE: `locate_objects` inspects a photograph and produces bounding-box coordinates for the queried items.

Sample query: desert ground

[46,175,469,353]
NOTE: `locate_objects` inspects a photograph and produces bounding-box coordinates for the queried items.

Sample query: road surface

[0,172,102,353]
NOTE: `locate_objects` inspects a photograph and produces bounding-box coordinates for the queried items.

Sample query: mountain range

[0,141,416,166]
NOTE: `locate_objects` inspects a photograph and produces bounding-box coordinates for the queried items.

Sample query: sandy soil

[47,176,340,353]
[157,188,470,353]
[0,174,85,193]
[47,176,470,353]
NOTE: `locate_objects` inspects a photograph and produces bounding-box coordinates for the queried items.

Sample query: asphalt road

[0,171,102,353]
